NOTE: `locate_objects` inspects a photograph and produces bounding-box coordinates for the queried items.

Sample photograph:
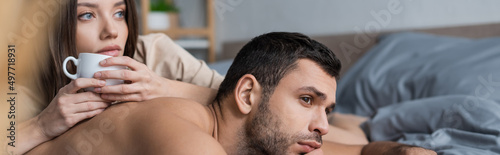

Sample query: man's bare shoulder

[28,97,225,154]
[125,97,217,136]
[126,97,225,154]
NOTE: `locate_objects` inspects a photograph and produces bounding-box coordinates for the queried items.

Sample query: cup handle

[63,56,78,80]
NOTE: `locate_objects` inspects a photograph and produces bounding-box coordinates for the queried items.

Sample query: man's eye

[325,107,332,114]
[325,105,335,114]
[300,97,312,105]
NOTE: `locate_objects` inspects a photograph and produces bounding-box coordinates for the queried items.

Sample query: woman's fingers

[99,56,145,71]
[65,92,108,103]
[71,101,110,113]
[56,92,110,116]
[100,93,144,102]
[64,78,107,93]
[38,81,109,139]
[94,69,143,82]
[94,56,165,103]
[95,82,142,94]
[71,108,106,125]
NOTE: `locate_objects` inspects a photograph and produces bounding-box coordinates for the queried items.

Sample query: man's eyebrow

[77,2,98,8]
[298,86,326,101]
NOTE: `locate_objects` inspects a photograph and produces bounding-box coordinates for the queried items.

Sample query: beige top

[134,33,224,89]
[16,33,224,122]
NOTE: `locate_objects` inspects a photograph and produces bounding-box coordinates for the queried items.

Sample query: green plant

[150,0,179,12]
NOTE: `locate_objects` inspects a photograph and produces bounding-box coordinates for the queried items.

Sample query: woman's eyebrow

[76,1,125,8]
[114,1,125,7]
[77,2,98,8]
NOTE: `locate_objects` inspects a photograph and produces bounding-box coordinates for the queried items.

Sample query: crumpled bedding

[335,32,500,154]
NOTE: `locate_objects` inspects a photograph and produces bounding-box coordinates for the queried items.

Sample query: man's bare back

[28,97,225,154]
[27,32,436,155]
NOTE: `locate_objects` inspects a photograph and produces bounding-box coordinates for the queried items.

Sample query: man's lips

[97,45,121,57]
[297,141,322,153]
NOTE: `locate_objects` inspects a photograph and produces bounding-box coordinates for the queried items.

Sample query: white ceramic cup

[63,53,126,91]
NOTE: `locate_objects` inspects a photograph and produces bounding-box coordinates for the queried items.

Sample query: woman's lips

[97,45,121,57]
[98,50,120,57]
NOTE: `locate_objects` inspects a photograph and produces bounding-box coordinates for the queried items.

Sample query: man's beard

[237,97,322,155]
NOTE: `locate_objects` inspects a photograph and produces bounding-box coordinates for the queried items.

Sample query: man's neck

[209,103,219,141]
[209,98,246,154]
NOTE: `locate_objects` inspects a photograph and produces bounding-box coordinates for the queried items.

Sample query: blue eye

[78,12,93,20]
[114,11,125,18]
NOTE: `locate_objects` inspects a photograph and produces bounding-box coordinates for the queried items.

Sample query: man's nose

[310,110,329,136]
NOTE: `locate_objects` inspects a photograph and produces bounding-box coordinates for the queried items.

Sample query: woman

[15,0,223,154]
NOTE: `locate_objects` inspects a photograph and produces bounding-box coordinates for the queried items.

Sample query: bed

[214,22,500,154]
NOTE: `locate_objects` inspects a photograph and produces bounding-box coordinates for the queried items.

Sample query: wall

[214,0,500,50]
[174,0,500,55]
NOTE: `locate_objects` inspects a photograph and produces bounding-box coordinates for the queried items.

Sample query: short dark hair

[215,32,341,104]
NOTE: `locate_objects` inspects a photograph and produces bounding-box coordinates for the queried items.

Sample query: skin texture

[14,0,218,154]
[14,2,130,153]
[25,98,201,154]
[26,59,437,155]
[323,113,369,145]
[15,2,438,154]
[27,59,335,154]
[76,0,128,57]
[236,59,335,154]
[34,0,130,147]
[27,98,225,155]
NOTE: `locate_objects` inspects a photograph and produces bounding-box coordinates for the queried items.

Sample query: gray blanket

[335,32,500,154]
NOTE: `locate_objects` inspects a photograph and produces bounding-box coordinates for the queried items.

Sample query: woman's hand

[13,78,111,155]
[36,78,110,139]
[93,56,169,102]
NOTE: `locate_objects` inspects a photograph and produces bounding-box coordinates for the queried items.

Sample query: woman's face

[76,0,128,57]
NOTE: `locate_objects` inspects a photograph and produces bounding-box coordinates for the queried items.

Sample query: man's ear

[233,74,262,115]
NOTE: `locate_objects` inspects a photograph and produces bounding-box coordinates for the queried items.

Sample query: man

[28,32,435,154]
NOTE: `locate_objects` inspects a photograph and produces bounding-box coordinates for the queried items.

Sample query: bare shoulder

[27,97,224,154]
[131,97,214,129]
[124,97,225,154]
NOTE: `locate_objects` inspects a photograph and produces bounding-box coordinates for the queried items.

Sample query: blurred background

[140,0,500,63]
[1,1,500,153]
[1,0,499,124]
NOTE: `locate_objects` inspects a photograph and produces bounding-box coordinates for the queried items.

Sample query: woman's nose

[100,17,118,40]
